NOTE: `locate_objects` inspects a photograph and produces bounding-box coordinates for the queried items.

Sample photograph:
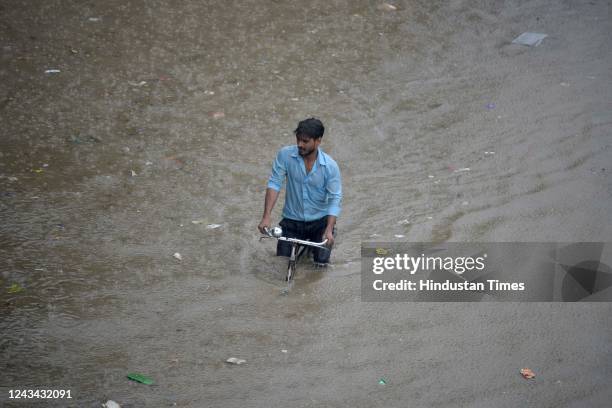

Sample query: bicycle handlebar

[263,227,328,248]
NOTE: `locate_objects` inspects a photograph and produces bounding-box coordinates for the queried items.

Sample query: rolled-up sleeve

[267,149,286,191]
[326,163,342,217]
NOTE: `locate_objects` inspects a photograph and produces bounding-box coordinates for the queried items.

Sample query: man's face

[296,134,321,157]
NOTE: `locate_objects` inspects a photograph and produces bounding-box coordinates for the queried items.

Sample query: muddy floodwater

[1,0,611,407]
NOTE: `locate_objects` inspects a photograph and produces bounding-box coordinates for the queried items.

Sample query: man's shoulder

[278,145,298,157]
[320,150,340,171]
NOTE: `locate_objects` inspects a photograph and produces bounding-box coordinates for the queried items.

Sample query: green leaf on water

[7,283,24,293]
[127,373,154,385]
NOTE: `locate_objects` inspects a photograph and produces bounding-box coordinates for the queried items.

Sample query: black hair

[294,117,324,139]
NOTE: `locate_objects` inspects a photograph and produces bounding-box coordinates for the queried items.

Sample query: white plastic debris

[379,3,397,11]
[484,151,495,155]
[427,174,435,179]
[102,401,121,408]
[453,167,471,173]
[394,234,405,238]
[128,80,147,87]
[226,357,246,365]
[45,69,61,74]
[145,161,153,165]
[281,349,288,353]
[191,219,205,225]
[8,177,18,182]
[88,17,101,22]
[131,170,137,177]
[397,219,410,225]
[173,252,182,261]
[512,32,548,47]
[206,224,222,229]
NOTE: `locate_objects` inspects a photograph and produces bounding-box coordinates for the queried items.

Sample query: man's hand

[258,216,271,235]
[323,228,334,247]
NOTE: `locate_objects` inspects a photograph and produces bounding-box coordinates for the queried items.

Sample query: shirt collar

[291,146,327,166]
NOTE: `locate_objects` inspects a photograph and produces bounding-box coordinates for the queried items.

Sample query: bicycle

[260,226,329,281]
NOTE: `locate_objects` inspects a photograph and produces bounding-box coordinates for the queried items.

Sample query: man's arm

[258,149,286,234]
[323,215,337,246]
[323,162,342,246]
[258,188,280,234]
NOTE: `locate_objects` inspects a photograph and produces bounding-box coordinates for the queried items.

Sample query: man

[258,118,342,266]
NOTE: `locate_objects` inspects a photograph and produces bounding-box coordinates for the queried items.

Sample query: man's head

[294,118,324,157]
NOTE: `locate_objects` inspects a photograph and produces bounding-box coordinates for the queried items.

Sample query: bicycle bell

[271,226,283,238]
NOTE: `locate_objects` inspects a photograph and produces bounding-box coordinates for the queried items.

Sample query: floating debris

[453,167,471,173]
[512,32,547,47]
[128,80,147,87]
[484,151,496,155]
[394,234,405,238]
[131,170,137,177]
[45,69,61,74]
[520,368,536,379]
[378,3,397,11]
[69,135,102,144]
[7,283,24,293]
[191,219,206,225]
[88,17,101,22]
[226,357,246,365]
[397,219,410,225]
[206,224,222,229]
[211,111,225,119]
[127,373,154,385]
[378,378,387,385]
[173,252,182,261]
[102,400,121,408]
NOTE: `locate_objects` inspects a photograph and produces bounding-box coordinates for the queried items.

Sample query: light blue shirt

[267,145,342,222]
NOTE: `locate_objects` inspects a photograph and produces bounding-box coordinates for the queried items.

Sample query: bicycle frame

[261,227,328,281]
